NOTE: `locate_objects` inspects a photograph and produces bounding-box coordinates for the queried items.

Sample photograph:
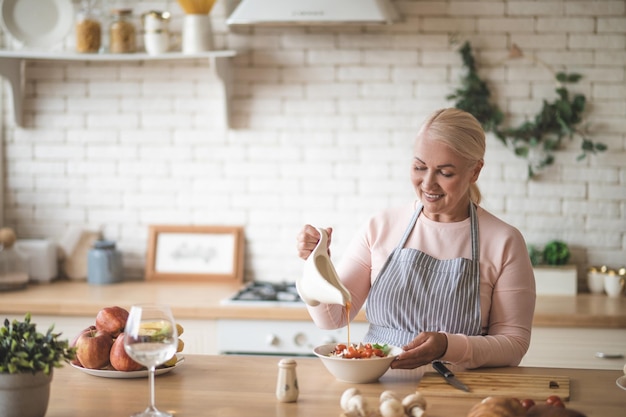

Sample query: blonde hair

[416,108,486,204]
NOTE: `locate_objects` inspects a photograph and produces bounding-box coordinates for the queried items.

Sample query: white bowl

[313,343,402,383]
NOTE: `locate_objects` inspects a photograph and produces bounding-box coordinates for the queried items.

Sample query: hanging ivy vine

[447,41,607,178]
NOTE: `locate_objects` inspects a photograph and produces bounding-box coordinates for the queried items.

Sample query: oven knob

[266,334,280,346]
[293,332,307,347]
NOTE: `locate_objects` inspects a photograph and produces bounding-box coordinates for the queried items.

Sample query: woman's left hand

[390,332,448,369]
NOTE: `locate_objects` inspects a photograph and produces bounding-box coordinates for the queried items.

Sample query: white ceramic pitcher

[296,228,351,306]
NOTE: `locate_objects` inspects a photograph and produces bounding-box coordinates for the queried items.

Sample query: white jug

[296,228,351,306]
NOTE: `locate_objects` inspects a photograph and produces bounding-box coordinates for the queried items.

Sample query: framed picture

[145,225,244,282]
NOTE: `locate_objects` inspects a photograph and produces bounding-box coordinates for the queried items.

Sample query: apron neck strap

[399,202,480,262]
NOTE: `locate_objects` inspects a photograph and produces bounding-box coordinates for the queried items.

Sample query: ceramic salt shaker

[276,358,299,402]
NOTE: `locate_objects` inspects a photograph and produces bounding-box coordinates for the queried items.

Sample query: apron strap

[399,202,479,262]
[396,203,422,249]
[469,203,479,263]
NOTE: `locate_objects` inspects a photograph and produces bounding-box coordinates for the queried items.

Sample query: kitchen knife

[432,360,471,392]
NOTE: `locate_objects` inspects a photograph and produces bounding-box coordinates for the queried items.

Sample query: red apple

[70,325,96,366]
[75,328,114,369]
[95,306,129,337]
[110,333,144,372]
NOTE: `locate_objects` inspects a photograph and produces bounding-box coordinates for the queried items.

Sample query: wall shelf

[0,50,236,127]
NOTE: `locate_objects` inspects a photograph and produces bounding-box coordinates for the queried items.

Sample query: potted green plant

[0,313,75,417]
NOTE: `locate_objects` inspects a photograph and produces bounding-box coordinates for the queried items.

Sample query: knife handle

[432,360,454,377]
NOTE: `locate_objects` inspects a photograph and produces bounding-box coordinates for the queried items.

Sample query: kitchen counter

[1,280,625,328]
[2,280,626,328]
[46,354,625,417]
[0,280,361,321]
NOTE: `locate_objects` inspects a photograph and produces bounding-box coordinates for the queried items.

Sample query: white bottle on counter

[276,358,299,403]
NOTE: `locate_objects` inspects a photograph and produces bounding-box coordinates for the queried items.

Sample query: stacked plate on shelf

[0,0,74,49]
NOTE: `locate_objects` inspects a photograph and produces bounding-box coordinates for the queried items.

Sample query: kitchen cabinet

[0,49,236,127]
[521,327,626,370]
[216,318,369,355]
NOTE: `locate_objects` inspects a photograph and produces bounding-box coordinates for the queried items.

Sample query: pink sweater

[305,201,536,369]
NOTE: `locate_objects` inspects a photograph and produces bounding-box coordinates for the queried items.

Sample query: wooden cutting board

[418,372,570,401]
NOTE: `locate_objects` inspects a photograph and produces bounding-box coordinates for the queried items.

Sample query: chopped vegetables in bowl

[328,342,392,359]
[313,343,402,383]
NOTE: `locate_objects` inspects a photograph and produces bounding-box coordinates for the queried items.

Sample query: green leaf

[514,146,529,157]
[372,343,391,355]
[556,72,568,83]
[567,73,582,83]
[555,87,569,101]
[572,95,586,113]
[581,139,595,151]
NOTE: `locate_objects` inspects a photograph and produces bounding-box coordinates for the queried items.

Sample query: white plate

[1,0,74,48]
[70,355,185,379]
[617,375,626,391]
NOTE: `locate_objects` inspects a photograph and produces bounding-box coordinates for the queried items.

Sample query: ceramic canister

[87,240,123,285]
[604,269,625,298]
[142,10,171,55]
[587,266,605,294]
[182,14,213,53]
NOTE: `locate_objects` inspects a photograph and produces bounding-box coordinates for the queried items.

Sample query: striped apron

[364,203,482,346]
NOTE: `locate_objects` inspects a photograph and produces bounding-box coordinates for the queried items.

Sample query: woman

[296,108,535,370]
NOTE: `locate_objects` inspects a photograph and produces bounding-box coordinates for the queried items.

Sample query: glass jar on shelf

[75,0,102,53]
[109,8,136,53]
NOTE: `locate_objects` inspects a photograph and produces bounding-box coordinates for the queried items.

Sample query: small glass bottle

[75,0,101,53]
[109,8,136,53]
[276,358,299,403]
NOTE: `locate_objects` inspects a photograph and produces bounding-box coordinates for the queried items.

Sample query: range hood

[227,0,400,26]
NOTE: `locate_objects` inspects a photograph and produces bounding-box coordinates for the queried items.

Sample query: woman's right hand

[296,224,332,260]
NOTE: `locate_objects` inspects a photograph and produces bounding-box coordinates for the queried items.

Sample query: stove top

[222,281,303,306]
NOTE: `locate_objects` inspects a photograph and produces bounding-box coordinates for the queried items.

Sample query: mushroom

[346,395,369,417]
[379,397,406,417]
[379,390,401,404]
[402,392,427,416]
[341,388,362,412]
[406,407,425,417]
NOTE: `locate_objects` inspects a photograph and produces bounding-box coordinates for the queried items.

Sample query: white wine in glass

[124,304,178,417]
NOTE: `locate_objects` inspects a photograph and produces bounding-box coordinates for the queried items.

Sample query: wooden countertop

[46,354,625,417]
[1,280,625,328]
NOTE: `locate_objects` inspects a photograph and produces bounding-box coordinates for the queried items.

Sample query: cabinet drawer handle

[595,352,624,359]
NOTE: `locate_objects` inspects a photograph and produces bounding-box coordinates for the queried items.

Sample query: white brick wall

[1,0,624,289]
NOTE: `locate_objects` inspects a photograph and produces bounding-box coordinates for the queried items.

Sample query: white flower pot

[533,265,578,295]
[0,371,52,417]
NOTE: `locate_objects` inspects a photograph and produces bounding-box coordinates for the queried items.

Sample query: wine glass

[124,304,178,417]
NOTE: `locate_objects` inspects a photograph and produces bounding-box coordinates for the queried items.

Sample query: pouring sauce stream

[345,301,351,345]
